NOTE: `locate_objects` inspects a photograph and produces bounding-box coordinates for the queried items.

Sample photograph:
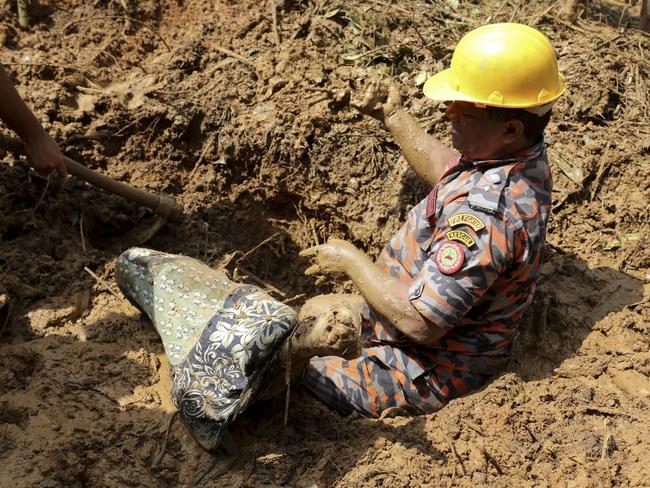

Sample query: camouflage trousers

[303,322,489,418]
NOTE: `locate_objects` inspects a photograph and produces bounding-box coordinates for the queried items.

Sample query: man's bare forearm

[0,65,48,142]
[343,249,445,344]
[384,108,456,188]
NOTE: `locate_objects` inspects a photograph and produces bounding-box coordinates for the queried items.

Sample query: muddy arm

[0,65,66,177]
[353,81,456,188]
[384,108,456,188]
[300,239,446,344]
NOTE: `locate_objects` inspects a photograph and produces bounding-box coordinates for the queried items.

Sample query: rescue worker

[0,64,66,177]
[299,23,565,417]
[114,22,565,452]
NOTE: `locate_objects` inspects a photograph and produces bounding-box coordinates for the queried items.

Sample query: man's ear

[502,119,525,144]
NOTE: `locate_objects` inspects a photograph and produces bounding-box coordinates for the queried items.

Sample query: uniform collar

[460,137,545,168]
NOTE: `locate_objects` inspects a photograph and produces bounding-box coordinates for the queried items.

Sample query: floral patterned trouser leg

[115,247,239,366]
[115,247,298,451]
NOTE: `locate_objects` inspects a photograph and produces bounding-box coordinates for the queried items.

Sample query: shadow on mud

[512,246,644,380]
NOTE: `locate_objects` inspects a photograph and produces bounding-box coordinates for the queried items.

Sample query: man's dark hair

[486,106,551,141]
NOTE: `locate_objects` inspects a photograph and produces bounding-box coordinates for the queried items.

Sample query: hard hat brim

[423,69,472,103]
[423,69,566,108]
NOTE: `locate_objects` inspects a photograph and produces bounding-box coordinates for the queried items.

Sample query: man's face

[444,101,513,160]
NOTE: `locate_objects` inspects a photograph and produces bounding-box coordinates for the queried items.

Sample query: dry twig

[0,300,12,339]
[236,265,287,298]
[447,439,467,476]
[239,233,280,262]
[581,406,645,424]
[283,327,298,427]
[151,411,178,467]
[590,142,612,201]
[80,211,87,253]
[529,2,558,26]
[482,447,504,475]
[486,0,509,23]
[0,60,94,74]
[83,266,123,300]
[270,0,281,46]
[214,46,256,70]
[463,419,485,436]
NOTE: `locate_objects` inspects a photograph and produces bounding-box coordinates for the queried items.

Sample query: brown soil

[1,0,649,486]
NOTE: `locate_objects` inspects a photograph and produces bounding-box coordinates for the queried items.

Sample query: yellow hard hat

[423,23,565,109]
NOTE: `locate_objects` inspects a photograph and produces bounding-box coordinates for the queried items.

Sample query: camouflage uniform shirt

[364,138,552,399]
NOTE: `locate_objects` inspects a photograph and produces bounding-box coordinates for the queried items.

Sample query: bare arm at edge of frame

[0,64,66,177]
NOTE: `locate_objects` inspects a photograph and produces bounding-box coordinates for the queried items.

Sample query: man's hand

[299,239,362,277]
[23,130,67,177]
[350,80,402,124]
[350,77,456,189]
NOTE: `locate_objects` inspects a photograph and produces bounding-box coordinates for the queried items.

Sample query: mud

[1,0,649,486]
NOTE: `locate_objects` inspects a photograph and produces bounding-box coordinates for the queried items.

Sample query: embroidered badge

[446,230,476,248]
[435,241,465,275]
[448,213,485,232]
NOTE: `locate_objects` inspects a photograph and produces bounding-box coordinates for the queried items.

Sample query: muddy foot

[259,306,362,401]
[284,305,362,365]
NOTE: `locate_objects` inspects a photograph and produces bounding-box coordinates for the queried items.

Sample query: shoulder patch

[435,241,465,275]
[448,213,485,232]
[446,230,476,248]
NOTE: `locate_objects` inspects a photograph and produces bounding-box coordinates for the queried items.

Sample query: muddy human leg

[258,295,363,399]
[298,293,366,321]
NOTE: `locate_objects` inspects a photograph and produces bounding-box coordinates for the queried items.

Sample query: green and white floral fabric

[116,248,297,451]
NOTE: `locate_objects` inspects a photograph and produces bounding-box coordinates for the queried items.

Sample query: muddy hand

[350,79,402,123]
[299,239,360,279]
[24,130,67,177]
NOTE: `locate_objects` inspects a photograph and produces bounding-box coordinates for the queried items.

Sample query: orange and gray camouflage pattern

[304,139,552,417]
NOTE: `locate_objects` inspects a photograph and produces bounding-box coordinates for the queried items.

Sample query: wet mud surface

[1,0,649,486]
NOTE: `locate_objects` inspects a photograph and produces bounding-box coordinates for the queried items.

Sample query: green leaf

[350,13,361,30]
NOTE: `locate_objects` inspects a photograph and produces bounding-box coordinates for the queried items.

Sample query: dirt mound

[1,0,649,486]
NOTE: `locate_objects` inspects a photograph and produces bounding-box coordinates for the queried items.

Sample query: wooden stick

[0,134,184,221]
